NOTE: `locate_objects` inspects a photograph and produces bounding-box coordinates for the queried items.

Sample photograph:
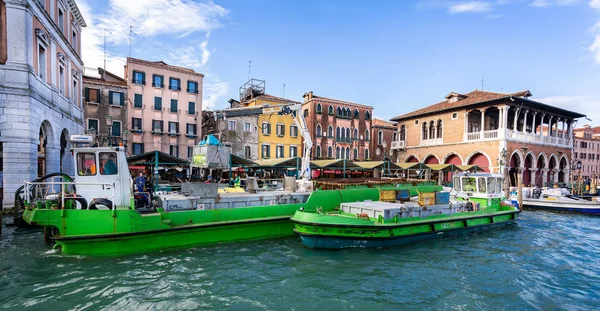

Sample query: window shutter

[282,125,285,136]
[120,92,125,106]
[267,123,271,135]
[109,91,113,105]
[84,87,89,102]
[176,122,179,133]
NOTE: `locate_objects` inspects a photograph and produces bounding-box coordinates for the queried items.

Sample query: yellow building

[243,94,303,160]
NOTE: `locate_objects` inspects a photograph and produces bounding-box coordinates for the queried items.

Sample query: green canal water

[1,211,600,310]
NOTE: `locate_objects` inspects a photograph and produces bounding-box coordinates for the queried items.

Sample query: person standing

[135,172,146,192]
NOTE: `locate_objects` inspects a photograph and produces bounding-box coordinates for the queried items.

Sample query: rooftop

[372,118,396,128]
[242,94,301,105]
[303,91,373,109]
[390,89,585,121]
[83,68,127,87]
[126,57,204,77]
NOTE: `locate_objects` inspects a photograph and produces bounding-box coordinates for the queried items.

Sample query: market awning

[353,161,401,170]
[396,162,422,170]
[426,164,454,171]
[127,150,190,166]
[231,154,256,166]
[456,164,482,172]
[310,159,361,169]
[253,157,300,168]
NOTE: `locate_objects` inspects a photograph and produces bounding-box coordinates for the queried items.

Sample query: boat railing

[24,181,116,210]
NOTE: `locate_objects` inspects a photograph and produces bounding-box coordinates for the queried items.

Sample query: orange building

[390,90,585,187]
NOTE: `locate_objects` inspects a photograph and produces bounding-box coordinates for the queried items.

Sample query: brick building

[371,119,397,161]
[390,90,584,187]
[573,125,600,180]
[302,91,373,160]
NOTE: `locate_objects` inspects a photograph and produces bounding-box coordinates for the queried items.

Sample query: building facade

[124,57,203,160]
[1,0,86,208]
[371,118,397,161]
[390,90,584,187]
[573,125,600,180]
[302,91,373,161]
[83,68,128,146]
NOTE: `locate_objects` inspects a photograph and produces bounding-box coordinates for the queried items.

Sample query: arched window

[316,145,321,158]
[422,122,427,140]
[353,148,358,159]
[346,108,351,117]
[346,147,350,159]
[429,121,435,139]
[327,146,333,158]
[365,149,369,160]
[328,105,333,115]
[316,124,322,137]
[378,130,383,145]
[437,120,443,138]
[304,109,309,117]
[328,125,333,138]
[316,103,322,113]
[365,129,370,141]
[393,132,397,142]
[365,111,371,120]
[346,128,350,140]
[354,109,359,119]
[337,107,342,116]
[336,127,340,140]
[341,127,346,140]
[336,146,340,159]
[353,128,358,139]
[400,125,406,141]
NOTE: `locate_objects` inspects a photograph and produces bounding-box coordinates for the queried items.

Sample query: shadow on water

[1,212,600,310]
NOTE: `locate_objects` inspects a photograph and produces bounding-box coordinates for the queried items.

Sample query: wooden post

[517,168,523,210]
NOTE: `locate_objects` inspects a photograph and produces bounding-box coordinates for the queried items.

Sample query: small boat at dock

[518,187,600,215]
[291,173,520,249]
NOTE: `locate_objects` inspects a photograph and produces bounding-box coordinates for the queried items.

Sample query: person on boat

[101,159,117,175]
[233,173,241,188]
[135,172,146,192]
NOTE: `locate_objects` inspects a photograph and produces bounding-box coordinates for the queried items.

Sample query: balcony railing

[467,132,481,140]
[483,130,498,139]
[468,128,572,147]
[421,138,443,146]
[391,140,406,150]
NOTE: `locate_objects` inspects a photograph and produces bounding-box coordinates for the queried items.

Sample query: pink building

[125,58,203,159]
[573,125,600,180]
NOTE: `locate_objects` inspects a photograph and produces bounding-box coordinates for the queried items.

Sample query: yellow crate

[379,190,396,202]
[418,193,435,206]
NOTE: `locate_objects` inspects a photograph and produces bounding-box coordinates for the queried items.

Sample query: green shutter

[171,99,178,112]
[120,92,125,106]
[84,87,89,102]
[188,102,195,114]
[109,91,114,105]
[134,94,142,108]
[155,97,162,110]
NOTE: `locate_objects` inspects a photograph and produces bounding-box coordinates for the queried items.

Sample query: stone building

[0,0,86,208]
[302,91,373,160]
[390,90,584,187]
[572,125,600,180]
[82,67,128,147]
[124,57,203,159]
[371,118,397,161]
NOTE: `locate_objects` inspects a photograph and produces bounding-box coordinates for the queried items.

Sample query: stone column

[555,118,561,138]
[522,110,529,132]
[531,112,538,134]
[561,120,566,138]
[480,108,486,138]
[464,111,469,141]
[541,169,548,186]
[513,107,520,131]
[547,116,553,136]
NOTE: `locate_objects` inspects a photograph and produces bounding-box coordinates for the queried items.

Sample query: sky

[78,0,600,124]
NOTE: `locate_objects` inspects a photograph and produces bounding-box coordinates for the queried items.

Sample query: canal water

[1,211,599,310]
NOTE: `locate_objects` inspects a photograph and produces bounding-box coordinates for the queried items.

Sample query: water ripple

[2,212,600,310]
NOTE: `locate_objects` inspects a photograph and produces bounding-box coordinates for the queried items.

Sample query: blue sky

[79,0,600,122]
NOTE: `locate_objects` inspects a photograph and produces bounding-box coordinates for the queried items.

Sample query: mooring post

[517,168,523,210]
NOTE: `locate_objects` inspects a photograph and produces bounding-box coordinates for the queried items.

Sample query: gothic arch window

[422,122,427,140]
[316,124,322,137]
[365,149,370,160]
[393,132,397,141]
[365,111,371,120]
[336,146,341,159]
[327,146,333,158]
[400,125,406,141]
[354,109,359,119]
[429,120,435,139]
[336,127,340,139]
[353,148,358,159]
[316,103,322,113]
[328,105,333,115]
[437,119,443,138]
[328,125,333,138]
[353,128,358,139]
[346,128,350,140]
[378,130,383,145]
[316,145,321,158]
[365,129,370,140]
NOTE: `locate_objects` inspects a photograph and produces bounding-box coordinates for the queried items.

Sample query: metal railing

[24,181,116,210]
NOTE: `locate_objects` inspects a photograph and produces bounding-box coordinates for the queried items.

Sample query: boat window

[487,178,496,194]
[453,176,461,191]
[496,178,503,194]
[477,177,486,193]
[99,152,118,175]
[462,177,476,192]
[77,153,97,176]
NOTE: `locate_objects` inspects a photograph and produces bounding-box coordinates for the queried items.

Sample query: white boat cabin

[453,173,503,199]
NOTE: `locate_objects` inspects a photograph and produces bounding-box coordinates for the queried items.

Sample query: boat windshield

[453,176,461,191]
[477,177,487,193]
[462,177,476,192]
[487,177,496,194]
[496,178,503,194]
[99,152,118,175]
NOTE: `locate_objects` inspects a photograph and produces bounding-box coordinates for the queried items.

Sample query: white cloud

[591,22,600,64]
[448,1,493,13]
[203,77,230,110]
[592,0,600,9]
[79,0,229,104]
[533,95,600,123]
[531,0,579,7]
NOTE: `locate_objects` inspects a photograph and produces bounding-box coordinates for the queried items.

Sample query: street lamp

[105,115,114,146]
[576,160,582,195]
[122,129,130,152]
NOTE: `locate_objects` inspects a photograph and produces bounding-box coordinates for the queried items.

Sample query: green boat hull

[291,208,520,249]
[22,187,388,255]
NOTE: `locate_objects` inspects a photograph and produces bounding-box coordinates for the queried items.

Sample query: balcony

[421,138,443,146]
[465,128,572,147]
[391,140,406,150]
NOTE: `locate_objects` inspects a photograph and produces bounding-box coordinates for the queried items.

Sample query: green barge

[292,173,520,249]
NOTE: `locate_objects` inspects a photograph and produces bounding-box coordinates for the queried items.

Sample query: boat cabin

[453,173,503,199]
